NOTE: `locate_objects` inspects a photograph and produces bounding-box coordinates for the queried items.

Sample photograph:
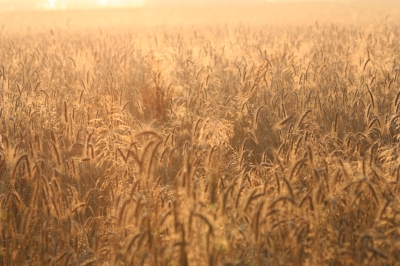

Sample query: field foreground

[1,2,400,265]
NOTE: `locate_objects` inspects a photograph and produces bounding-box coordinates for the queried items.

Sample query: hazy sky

[1,0,296,10]
[4,0,145,9]
[1,0,381,11]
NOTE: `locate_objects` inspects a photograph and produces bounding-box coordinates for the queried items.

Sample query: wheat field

[1,1,400,265]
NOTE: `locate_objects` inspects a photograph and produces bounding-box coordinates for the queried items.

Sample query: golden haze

[1,1,400,265]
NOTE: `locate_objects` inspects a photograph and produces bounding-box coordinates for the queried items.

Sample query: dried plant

[0,2,400,265]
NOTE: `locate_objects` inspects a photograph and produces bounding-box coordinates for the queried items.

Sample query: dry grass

[1,2,400,265]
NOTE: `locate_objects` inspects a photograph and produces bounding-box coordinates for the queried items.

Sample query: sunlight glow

[46,0,56,9]
[97,0,109,5]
